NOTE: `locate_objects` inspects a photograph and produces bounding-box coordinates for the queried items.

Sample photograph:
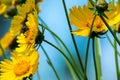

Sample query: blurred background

[0,0,120,80]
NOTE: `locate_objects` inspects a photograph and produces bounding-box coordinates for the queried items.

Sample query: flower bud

[6,6,17,17]
[96,0,108,12]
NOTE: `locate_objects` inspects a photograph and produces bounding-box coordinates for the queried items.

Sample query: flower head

[0,49,39,80]
[0,0,39,55]
[11,10,39,56]
[69,4,108,37]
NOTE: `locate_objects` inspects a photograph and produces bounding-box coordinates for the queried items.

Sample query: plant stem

[106,34,120,56]
[95,37,102,80]
[106,34,114,47]
[99,15,120,45]
[37,70,40,80]
[39,23,83,77]
[43,39,82,79]
[114,32,120,80]
[38,17,77,80]
[41,45,60,80]
[84,15,97,75]
[62,0,84,72]
[111,0,114,5]
[92,38,98,80]
[0,43,7,59]
[38,17,61,49]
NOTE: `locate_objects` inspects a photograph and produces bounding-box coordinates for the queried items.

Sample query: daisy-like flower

[24,10,39,45]
[0,49,39,80]
[11,10,39,56]
[10,0,36,35]
[0,0,39,55]
[69,4,108,37]
[18,0,35,17]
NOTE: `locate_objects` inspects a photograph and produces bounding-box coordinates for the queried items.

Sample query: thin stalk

[43,39,82,79]
[38,17,61,49]
[84,15,97,74]
[41,45,60,80]
[92,38,98,80]
[0,43,7,59]
[62,0,84,72]
[111,0,114,5]
[99,15,120,45]
[106,34,114,47]
[39,24,83,77]
[114,32,120,80]
[37,71,40,80]
[95,37,102,80]
[38,17,77,80]
[118,34,120,40]
[106,34,120,56]
[118,0,120,8]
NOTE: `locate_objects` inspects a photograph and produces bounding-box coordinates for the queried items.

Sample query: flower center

[86,17,105,33]
[14,61,30,76]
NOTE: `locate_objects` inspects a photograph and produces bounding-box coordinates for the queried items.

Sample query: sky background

[0,0,120,80]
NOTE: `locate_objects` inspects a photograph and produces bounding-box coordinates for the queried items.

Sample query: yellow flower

[0,49,39,80]
[10,0,36,34]
[0,0,38,55]
[106,2,120,32]
[10,15,25,36]
[69,5,108,36]
[108,12,120,32]
[0,3,7,14]
[0,32,15,56]
[25,10,38,43]
[11,10,38,56]
[19,0,35,17]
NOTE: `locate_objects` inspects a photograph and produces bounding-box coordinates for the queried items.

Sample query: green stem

[92,38,98,80]
[62,0,84,72]
[95,37,102,80]
[106,34,120,56]
[118,0,120,8]
[41,45,60,80]
[39,24,83,77]
[38,17,77,80]
[0,43,7,59]
[84,15,97,75]
[37,70,40,80]
[38,16,62,50]
[111,0,114,5]
[106,34,114,47]
[114,32,120,80]
[43,39,82,79]
[99,15,120,45]
[118,34,120,43]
